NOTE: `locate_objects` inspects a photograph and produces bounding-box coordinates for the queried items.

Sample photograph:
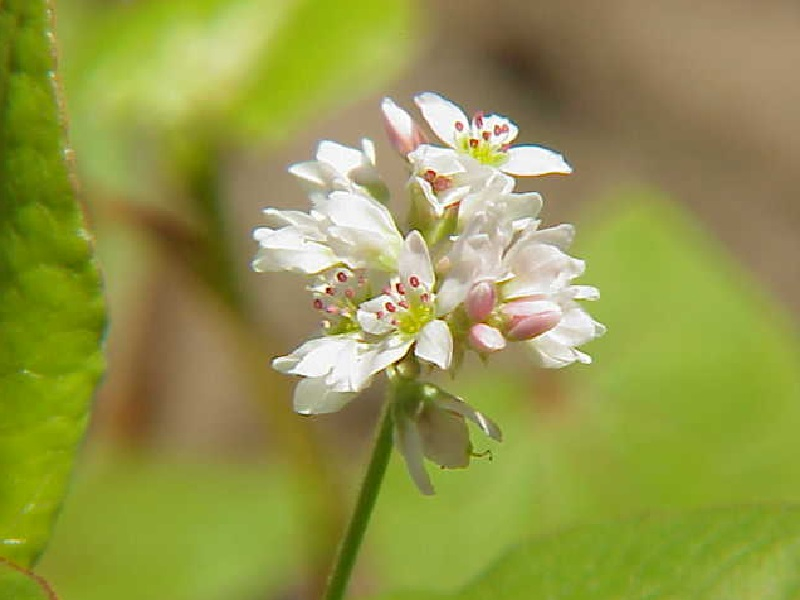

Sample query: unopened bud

[381,98,427,156]
[468,323,506,353]
[501,299,562,341]
[465,281,496,322]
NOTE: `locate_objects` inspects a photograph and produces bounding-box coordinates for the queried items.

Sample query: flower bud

[381,97,427,156]
[501,299,562,341]
[468,323,507,353]
[465,281,496,322]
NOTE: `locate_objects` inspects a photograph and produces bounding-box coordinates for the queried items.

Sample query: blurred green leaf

[377,506,800,600]
[58,0,415,195]
[0,0,105,567]
[366,192,800,594]
[38,455,303,600]
[0,558,57,600]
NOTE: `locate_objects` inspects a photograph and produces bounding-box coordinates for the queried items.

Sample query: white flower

[438,204,604,366]
[407,145,471,216]
[252,190,404,275]
[289,139,387,202]
[456,171,542,234]
[393,381,501,495]
[414,92,572,177]
[357,231,454,370]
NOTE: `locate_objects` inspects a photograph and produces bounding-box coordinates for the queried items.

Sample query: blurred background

[40,1,800,599]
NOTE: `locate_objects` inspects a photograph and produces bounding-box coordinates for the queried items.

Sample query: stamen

[336,271,348,283]
[325,286,334,296]
[313,298,324,309]
[473,111,484,128]
[501,123,509,133]
[409,276,420,288]
[454,121,464,132]
[420,293,430,303]
[493,124,502,136]
[469,139,479,149]
[395,282,406,295]
[500,143,511,152]
[376,311,384,319]
[385,302,397,313]
[325,306,340,315]
[344,288,355,299]
[423,169,437,183]
[398,300,409,309]
[482,131,491,141]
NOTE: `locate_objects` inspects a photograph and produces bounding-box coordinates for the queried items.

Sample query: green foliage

[378,507,800,600]
[366,192,800,593]
[0,558,56,600]
[57,0,416,196]
[38,456,302,600]
[0,0,105,567]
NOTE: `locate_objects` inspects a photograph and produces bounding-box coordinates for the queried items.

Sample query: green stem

[323,398,395,600]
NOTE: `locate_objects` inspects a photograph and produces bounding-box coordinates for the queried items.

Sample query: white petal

[503,244,584,299]
[292,376,357,415]
[394,418,435,495]
[251,228,338,274]
[399,231,435,289]
[356,297,396,335]
[414,92,468,148]
[321,191,400,241]
[502,146,572,176]
[482,114,519,143]
[273,336,350,378]
[316,140,364,174]
[260,208,317,231]
[570,285,600,301]
[288,161,329,186]
[409,145,465,176]
[415,320,453,370]
[361,138,377,165]
[528,223,575,250]
[366,337,414,378]
[528,335,580,368]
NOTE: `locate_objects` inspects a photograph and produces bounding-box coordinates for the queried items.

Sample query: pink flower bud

[468,323,507,353]
[381,98,427,156]
[465,281,496,322]
[501,299,562,341]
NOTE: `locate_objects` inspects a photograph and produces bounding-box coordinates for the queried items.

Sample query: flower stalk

[323,388,396,600]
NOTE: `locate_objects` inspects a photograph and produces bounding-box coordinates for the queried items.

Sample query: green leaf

[365,192,800,594]
[0,558,57,600]
[0,0,105,567]
[38,455,303,600]
[377,507,800,600]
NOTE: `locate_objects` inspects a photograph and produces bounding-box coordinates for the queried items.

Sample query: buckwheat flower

[252,189,404,275]
[273,265,410,414]
[415,92,572,177]
[357,230,453,371]
[393,381,501,495]
[289,139,389,203]
[407,144,472,216]
[456,171,543,234]
[438,205,603,366]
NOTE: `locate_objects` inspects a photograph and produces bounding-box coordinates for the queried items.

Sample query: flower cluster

[253,93,604,494]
